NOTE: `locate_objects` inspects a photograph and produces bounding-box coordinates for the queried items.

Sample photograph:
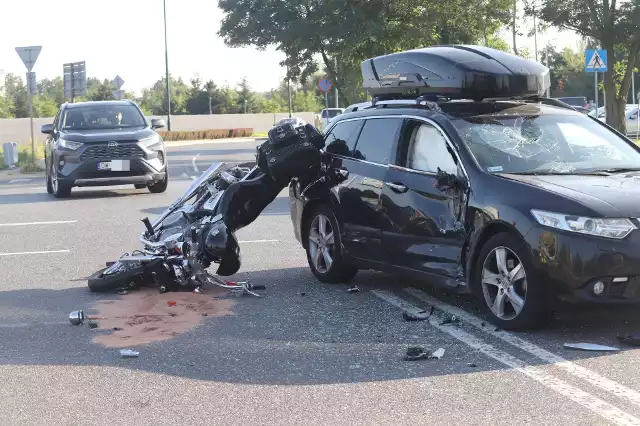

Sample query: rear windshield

[451,106,640,175]
[322,109,342,118]
[61,104,146,130]
[557,97,587,106]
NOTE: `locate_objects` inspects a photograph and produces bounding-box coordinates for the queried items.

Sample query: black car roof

[64,100,136,109]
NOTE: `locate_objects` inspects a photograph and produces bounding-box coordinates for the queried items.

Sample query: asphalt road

[1,139,640,425]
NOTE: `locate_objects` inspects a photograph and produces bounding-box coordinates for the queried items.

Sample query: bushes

[158,128,253,141]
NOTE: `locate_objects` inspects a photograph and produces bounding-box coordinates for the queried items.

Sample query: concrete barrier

[0,112,318,145]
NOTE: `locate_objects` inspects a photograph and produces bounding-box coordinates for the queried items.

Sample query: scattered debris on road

[431,348,445,359]
[468,363,478,368]
[117,290,130,295]
[563,343,619,352]
[88,320,99,329]
[617,333,640,347]
[439,314,461,326]
[346,285,360,293]
[403,346,446,361]
[167,301,177,307]
[403,306,434,322]
[69,310,85,325]
[120,349,140,358]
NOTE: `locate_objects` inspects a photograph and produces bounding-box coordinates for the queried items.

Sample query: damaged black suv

[289,45,640,330]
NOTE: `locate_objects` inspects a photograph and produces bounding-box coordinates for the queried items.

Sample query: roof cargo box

[361,45,550,101]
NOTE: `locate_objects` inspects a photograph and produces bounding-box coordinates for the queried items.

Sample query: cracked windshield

[3,0,640,425]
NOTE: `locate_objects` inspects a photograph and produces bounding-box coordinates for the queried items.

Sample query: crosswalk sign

[585,49,608,72]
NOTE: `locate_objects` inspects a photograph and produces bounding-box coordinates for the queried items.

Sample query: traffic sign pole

[15,46,42,162]
[595,72,599,111]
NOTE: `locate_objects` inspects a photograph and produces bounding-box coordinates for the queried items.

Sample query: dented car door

[381,118,468,280]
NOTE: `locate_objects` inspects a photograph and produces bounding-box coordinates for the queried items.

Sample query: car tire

[304,204,358,283]
[87,263,147,293]
[50,163,72,198]
[148,170,168,194]
[472,232,545,331]
[45,159,53,194]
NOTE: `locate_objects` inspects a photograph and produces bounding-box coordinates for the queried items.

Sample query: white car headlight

[58,138,83,150]
[531,209,636,239]
[140,135,163,148]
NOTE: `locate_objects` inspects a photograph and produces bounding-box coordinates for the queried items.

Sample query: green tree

[218,0,513,105]
[4,73,28,118]
[535,0,640,133]
[236,77,257,113]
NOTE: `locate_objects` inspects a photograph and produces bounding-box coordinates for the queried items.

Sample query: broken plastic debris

[563,343,619,352]
[120,349,140,358]
[193,287,203,294]
[403,307,434,322]
[159,286,168,294]
[430,348,445,359]
[69,310,85,326]
[404,346,430,361]
[300,292,307,296]
[88,320,99,329]
[167,301,177,307]
[346,285,360,293]
[468,363,478,368]
[117,290,129,295]
[617,333,640,347]
[439,314,461,326]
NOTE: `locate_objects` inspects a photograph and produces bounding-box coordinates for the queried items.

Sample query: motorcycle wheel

[87,262,148,293]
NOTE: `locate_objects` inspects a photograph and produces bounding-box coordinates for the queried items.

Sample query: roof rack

[361,45,551,102]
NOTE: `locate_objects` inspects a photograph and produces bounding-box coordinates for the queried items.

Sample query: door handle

[386,182,408,193]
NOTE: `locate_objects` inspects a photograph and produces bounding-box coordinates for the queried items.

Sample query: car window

[324,120,363,157]
[352,118,402,164]
[403,120,457,174]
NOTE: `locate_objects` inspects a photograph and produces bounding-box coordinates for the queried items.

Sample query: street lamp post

[163,0,172,131]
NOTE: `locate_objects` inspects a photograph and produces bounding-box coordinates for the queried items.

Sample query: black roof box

[361,45,550,101]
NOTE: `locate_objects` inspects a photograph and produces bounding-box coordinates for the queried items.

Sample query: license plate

[97,160,130,171]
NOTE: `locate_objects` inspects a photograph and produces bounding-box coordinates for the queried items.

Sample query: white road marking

[192,154,201,173]
[0,249,70,257]
[372,290,640,426]
[239,239,280,243]
[8,178,32,183]
[0,220,77,227]
[404,288,640,410]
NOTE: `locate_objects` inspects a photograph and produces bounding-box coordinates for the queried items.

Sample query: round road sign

[318,78,332,93]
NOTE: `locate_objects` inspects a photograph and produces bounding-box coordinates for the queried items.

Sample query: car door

[326,116,402,262]
[381,118,469,279]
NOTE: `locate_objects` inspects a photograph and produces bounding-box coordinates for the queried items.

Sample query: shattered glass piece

[430,348,445,359]
[120,349,140,358]
[563,343,619,352]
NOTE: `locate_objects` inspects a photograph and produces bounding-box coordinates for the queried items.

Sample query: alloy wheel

[481,246,528,321]
[51,164,58,193]
[308,214,335,274]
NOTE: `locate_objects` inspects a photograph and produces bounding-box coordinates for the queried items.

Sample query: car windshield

[452,105,640,175]
[61,104,146,130]
[557,97,586,106]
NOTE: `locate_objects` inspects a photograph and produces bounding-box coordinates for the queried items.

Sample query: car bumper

[53,144,166,188]
[525,225,640,304]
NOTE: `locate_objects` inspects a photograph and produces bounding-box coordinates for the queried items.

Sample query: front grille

[80,142,145,161]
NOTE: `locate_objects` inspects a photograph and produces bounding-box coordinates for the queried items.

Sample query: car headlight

[531,209,636,239]
[57,138,83,150]
[140,135,163,148]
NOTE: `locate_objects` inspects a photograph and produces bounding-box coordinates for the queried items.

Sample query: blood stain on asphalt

[90,288,235,348]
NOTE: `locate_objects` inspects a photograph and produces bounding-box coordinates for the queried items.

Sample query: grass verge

[159,128,253,141]
[0,144,45,171]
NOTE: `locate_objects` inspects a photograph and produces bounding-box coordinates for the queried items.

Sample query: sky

[0,0,583,96]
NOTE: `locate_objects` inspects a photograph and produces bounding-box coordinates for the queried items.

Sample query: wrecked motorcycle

[87,161,284,296]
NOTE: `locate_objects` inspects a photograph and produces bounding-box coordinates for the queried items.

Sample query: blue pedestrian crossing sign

[585,49,608,72]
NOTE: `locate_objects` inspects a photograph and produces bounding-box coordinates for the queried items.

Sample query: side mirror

[435,168,468,191]
[41,124,54,135]
[151,118,166,129]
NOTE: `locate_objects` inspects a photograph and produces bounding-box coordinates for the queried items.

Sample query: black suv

[41,100,168,198]
[289,45,640,330]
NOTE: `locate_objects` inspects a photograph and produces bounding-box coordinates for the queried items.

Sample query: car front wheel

[50,162,72,198]
[148,170,169,193]
[305,205,357,283]
[473,232,545,331]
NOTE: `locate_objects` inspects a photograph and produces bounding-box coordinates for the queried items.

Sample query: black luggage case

[257,123,324,186]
